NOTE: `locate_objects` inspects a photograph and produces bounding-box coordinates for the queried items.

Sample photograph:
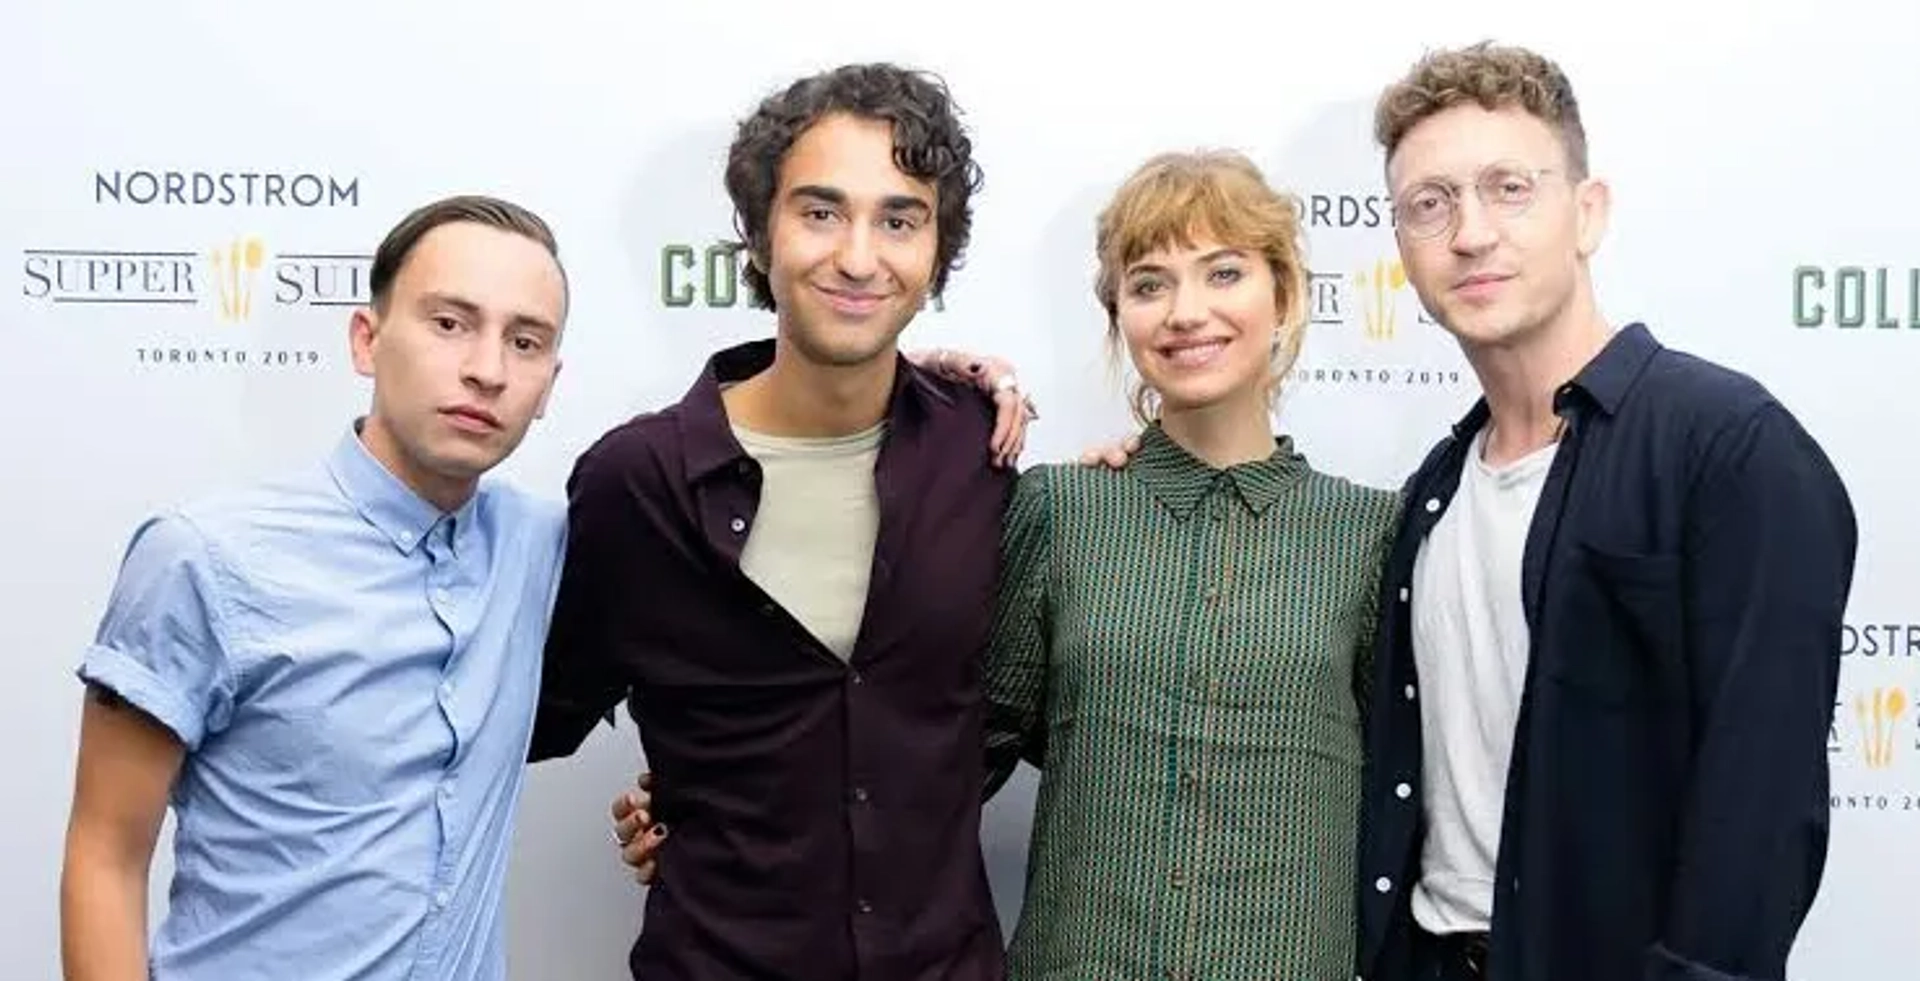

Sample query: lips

[816,285,888,317]
[1454,272,1513,298]
[441,406,502,432]
[1159,338,1230,368]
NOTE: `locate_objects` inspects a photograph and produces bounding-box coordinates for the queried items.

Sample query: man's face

[760,112,939,368]
[1386,103,1608,352]
[349,221,565,499]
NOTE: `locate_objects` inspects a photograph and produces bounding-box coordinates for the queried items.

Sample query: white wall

[4,1,1914,975]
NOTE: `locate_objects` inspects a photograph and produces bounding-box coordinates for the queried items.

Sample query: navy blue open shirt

[1357,323,1857,981]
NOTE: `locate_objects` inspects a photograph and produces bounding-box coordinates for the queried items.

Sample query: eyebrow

[789,184,933,217]
[418,290,558,336]
[1127,248,1248,276]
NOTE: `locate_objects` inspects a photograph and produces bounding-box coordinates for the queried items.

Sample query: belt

[1434,930,1491,979]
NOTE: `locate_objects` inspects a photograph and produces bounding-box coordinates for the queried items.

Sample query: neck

[724,335,896,437]
[1159,389,1276,469]
[1462,288,1612,466]
[358,414,475,513]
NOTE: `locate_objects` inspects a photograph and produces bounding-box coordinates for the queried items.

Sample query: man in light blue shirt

[59,194,571,981]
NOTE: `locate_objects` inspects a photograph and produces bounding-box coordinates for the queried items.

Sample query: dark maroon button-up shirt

[530,339,1013,981]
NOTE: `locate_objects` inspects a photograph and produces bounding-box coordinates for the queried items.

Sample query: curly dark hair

[724,63,984,311]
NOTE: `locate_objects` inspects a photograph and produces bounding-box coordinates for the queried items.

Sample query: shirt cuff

[77,643,206,750]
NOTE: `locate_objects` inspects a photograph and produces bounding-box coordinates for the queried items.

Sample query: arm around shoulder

[529,443,640,762]
[983,466,1053,799]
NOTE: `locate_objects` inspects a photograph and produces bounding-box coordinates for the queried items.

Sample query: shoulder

[1011,461,1063,504]
[566,407,688,499]
[113,507,219,584]
[1635,342,1779,430]
[1299,467,1405,539]
[475,478,568,547]
[163,467,337,578]
[911,362,994,418]
[1626,339,1839,479]
[577,407,684,470]
[1302,467,1402,512]
[106,469,325,618]
[906,363,1000,450]
[1006,463,1060,519]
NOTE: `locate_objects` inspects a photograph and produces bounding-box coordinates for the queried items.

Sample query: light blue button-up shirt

[77,422,567,980]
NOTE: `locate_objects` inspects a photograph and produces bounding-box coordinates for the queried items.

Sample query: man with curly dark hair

[528,63,1019,981]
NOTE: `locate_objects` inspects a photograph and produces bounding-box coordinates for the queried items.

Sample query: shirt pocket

[1548,540,1685,708]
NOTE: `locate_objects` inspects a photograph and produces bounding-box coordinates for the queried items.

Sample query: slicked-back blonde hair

[1093,150,1309,424]
[1374,41,1589,179]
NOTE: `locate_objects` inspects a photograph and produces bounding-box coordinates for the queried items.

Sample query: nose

[461,334,508,393]
[1449,194,1499,256]
[1167,281,1209,330]
[834,224,878,282]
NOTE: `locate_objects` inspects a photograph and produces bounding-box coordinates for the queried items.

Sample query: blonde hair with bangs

[1093,149,1309,424]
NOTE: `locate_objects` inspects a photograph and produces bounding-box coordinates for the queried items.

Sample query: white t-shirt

[1409,424,1557,933]
[732,421,885,661]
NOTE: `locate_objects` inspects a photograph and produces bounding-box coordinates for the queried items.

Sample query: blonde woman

[982,150,1397,980]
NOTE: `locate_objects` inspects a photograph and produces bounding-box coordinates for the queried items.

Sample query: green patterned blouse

[984,423,1400,981]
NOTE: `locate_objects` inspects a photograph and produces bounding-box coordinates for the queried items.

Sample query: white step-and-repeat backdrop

[3,1,1913,976]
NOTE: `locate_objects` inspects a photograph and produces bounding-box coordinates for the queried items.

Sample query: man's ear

[348,307,380,379]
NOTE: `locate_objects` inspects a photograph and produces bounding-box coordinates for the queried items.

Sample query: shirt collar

[678,338,955,483]
[1560,321,1660,417]
[325,418,473,555]
[1130,422,1308,521]
[1448,322,1663,439]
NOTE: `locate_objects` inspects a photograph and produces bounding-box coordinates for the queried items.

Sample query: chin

[425,432,507,471]
[795,321,904,367]
[1148,376,1245,414]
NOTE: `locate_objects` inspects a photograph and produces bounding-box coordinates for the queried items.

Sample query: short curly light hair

[1374,41,1589,179]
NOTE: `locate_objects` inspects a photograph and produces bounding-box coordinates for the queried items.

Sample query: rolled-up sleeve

[77,512,236,750]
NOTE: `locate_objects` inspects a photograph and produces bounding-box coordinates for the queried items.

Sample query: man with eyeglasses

[1351,42,1857,981]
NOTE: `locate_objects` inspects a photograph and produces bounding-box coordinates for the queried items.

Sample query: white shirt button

[398,531,414,545]
[1375,876,1393,894]
[1397,586,1409,603]
[1424,497,1441,513]
[1395,782,1412,800]
[729,516,747,533]
[438,681,452,700]
[433,889,450,908]
[432,587,450,605]
[1404,684,1417,701]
